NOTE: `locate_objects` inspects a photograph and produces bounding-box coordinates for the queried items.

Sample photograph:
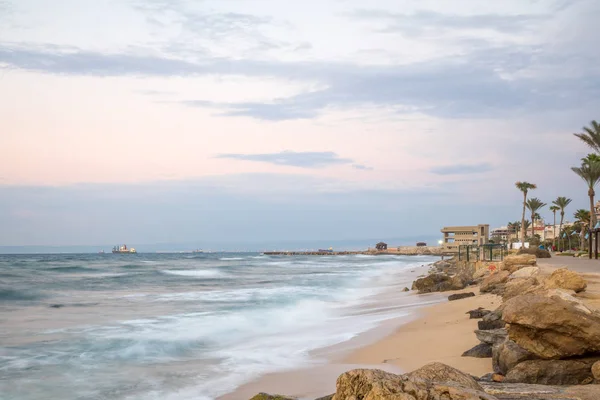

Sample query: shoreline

[219,259,452,400]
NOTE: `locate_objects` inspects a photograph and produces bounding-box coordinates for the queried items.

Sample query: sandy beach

[222,256,600,400]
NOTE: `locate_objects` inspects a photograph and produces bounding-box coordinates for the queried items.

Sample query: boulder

[592,361,600,382]
[466,308,491,319]
[480,271,510,294]
[504,358,600,385]
[332,364,498,400]
[482,308,503,322]
[478,320,506,330]
[473,268,490,280]
[475,328,508,345]
[503,255,536,273]
[249,394,297,400]
[462,343,493,358]
[543,268,587,293]
[502,277,539,302]
[492,339,537,375]
[448,292,475,301]
[503,292,600,359]
[509,267,540,279]
[412,273,466,293]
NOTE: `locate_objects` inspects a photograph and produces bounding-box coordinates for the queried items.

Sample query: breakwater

[263,246,450,256]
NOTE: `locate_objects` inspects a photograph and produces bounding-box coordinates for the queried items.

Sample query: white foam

[219,257,245,261]
[161,270,224,278]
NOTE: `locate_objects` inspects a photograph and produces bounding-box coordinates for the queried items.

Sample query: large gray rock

[412,273,466,293]
[448,292,475,301]
[478,320,506,330]
[463,343,493,358]
[503,292,600,359]
[504,358,600,385]
[492,339,537,375]
[480,271,510,294]
[475,328,508,345]
[467,308,491,319]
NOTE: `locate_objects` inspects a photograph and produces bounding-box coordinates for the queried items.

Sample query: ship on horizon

[112,244,137,254]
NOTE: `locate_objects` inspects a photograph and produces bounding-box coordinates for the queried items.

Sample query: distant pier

[263,246,453,257]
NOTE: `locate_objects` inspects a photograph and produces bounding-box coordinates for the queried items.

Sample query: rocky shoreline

[248,254,600,400]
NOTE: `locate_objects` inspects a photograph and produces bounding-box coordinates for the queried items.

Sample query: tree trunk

[531,213,535,249]
[521,192,527,247]
[590,189,595,259]
[559,212,564,252]
[553,211,556,251]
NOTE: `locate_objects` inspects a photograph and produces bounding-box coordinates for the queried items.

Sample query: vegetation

[574,209,591,250]
[573,120,600,153]
[515,182,537,248]
[517,247,551,258]
[572,160,600,257]
[552,197,572,251]
[549,205,559,249]
[526,198,546,245]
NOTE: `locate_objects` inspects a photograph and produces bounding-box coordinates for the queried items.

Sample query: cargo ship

[112,244,137,254]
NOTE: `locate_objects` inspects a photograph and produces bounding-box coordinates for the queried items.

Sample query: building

[375,242,388,251]
[440,224,489,252]
[490,226,512,243]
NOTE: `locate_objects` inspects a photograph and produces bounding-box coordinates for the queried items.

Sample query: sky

[1,0,599,250]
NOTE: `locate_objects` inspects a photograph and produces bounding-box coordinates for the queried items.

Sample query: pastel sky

[1,0,599,248]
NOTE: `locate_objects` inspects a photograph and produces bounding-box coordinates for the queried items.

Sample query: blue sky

[1,0,599,249]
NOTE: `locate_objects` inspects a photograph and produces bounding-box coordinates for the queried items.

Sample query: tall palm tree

[507,221,521,243]
[549,205,559,250]
[572,160,600,258]
[574,209,591,250]
[574,120,600,153]
[552,197,572,251]
[526,198,546,244]
[515,182,537,247]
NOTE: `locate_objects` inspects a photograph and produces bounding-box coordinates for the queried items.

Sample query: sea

[0,252,438,400]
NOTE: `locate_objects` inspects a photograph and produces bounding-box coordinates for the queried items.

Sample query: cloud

[430,163,494,175]
[352,164,373,171]
[215,151,356,168]
[350,9,546,36]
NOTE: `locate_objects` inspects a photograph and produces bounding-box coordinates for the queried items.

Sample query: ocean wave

[161,269,224,278]
[0,288,43,301]
[47,266,99,273]
[219,257,245,261]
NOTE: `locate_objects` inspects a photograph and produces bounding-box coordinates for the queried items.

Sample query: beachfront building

[375,242,388,251]
[440,224,489,252]
[490,226,512,244]
[525,219,547,240]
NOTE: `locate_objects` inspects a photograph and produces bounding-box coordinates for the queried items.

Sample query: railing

[458,244,507,262]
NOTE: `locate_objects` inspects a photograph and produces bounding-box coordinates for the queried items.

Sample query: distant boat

[112,244,137,254]
[99,250,105,254]
[192,249,203,253]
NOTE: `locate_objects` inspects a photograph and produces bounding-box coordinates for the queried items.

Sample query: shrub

[517,247,551,258]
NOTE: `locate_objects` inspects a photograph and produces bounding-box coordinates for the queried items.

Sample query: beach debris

[249,393,297,400]
[542,268,587,293]
[462,343,493,358]
[492,339,536,375]
[448,292,475,301]
[480,271,510,294]
[331,363,498,400]
[504,358,600,385]
[474,328,508,346]
[503,292,600,359]
[466,307,491,319]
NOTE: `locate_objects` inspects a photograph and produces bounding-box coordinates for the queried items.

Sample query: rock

[543,268,587,293]
[478,319,506,330]
[474,328,508,345]
[467,308,491,319]
[405,362,483,391]
[49,304,64,308]
[509,267,540,279]
[502,277,539,301]
[473,268,489,280]
[448,292,475,301]
[491,374,505,383]
[480,271,510,294]
[249,394,297,400]
[412,273,466,293]
[402,287,410,292]
[503,255,536,273]
[462,343,493,358]
[503,292,600,359]
[482,308,502,322]
[331,365,498,400]
[592,361,600,382]
[492,339,537,375]
[504,358,600,385]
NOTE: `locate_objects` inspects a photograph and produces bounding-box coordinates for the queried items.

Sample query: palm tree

[549,205,559,250]
[552,197,572,251]
[572,160,600,258]
[574,120,600,153]
[574,209,591,250]
[515,182,537,247]
[526,198,546,245]
[507,221,521,243]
